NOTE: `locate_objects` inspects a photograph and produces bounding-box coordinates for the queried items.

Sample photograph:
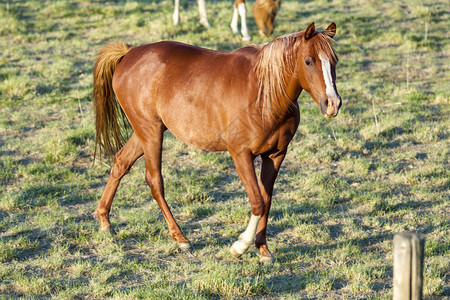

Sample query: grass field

[0,0,449,298]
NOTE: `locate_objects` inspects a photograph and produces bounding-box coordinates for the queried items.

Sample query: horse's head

[297,22,341,118]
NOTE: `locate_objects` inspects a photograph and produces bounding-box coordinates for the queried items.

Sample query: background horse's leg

[142,123,192,252]
[173,0,180,25]
[230,0,251,41]
[237,0,251,41]
[229,151,264,258]
[255,151,286,263]
[197,0,210,28]
[95,133,144,233]
[230,3,239,34]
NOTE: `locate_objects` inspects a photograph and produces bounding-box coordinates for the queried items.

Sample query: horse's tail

[93,41,133,160]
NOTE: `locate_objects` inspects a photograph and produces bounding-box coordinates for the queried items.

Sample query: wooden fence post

[393,232,425,300]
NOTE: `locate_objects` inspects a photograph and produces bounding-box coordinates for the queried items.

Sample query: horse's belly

[170,128,227,152]
[160,106,228,152]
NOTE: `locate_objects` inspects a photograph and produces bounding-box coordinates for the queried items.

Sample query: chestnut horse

[93,22,341,263]
[173,0,281,41]
[253,0,281,37]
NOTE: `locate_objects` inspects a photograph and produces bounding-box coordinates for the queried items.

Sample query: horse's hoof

[230,240,248,258]
[99,226,116,235]
[230,249,242,259]
[259,254,274,264]
[242,35,252,42]
[200,20,211,29]
[179,242,193,254]
[230,247,241,258]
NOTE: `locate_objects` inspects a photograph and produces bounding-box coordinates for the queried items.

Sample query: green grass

[1,0,449,298]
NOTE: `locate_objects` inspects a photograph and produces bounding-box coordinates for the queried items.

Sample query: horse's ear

[324,22,336,39]
[304,22,315,40]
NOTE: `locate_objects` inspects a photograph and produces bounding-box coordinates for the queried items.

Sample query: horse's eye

[305,59,312,66]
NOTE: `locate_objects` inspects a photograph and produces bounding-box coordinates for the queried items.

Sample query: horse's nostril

[324,99,329,107]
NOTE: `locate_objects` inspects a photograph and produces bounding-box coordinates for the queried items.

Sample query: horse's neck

[261,67,302,125]
[252,41,303,124]
[283,71,303,106]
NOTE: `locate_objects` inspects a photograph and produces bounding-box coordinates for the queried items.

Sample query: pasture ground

[0,0,449,298]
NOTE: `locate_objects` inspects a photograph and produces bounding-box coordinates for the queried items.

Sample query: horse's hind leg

[95,133,144,233]
[142,123,192,252]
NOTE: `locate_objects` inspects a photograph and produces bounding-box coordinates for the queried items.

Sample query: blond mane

[254,30,338,121]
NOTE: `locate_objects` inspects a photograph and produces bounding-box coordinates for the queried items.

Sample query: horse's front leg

[255,151,286,263]
[229,151,264,258]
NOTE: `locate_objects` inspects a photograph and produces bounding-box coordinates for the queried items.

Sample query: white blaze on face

[319,54,339,100]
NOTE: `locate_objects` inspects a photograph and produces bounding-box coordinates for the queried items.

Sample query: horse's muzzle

[321,97,341,118]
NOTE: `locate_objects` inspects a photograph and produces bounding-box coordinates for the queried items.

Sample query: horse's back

[112,41,218,114]
[112,42,212,91]
[113,41,255,100]
[112,41,259,151]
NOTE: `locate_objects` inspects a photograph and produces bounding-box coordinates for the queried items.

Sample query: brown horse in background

[93,22,341,263]
[253,0,281,37]
[173,0,281,41]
